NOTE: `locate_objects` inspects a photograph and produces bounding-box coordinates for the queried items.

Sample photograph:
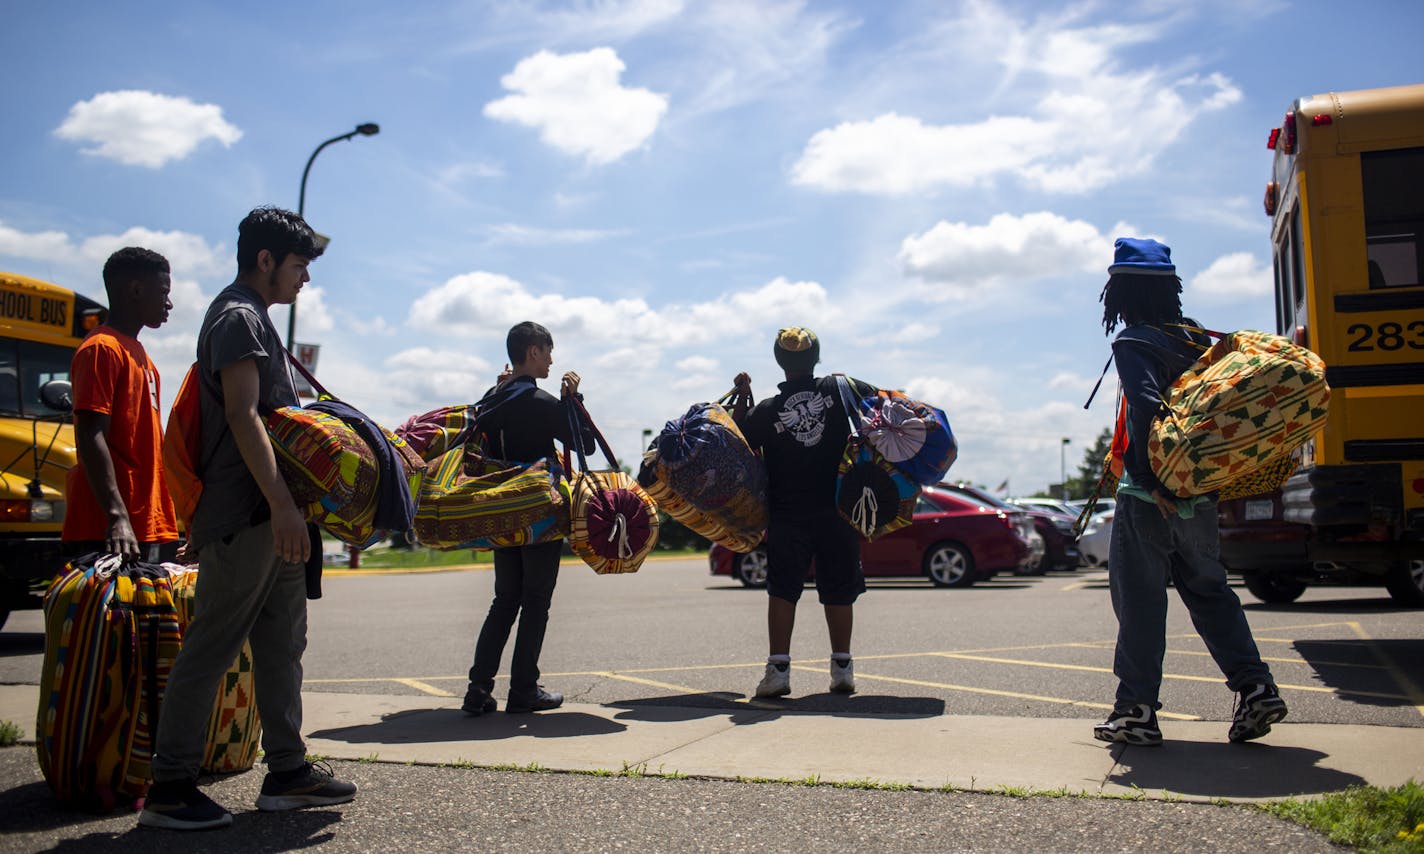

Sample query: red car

[709,485,1033,588]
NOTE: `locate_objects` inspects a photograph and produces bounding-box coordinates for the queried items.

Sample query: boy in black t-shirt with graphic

[733,327,877,698]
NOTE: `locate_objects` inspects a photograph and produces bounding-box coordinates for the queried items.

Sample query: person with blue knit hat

[1092,237,1287,747]
[731,328,879,698]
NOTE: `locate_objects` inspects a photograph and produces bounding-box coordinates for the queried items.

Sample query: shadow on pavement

[1107,740,1368,798]
[1292,638,1424,708]
[608,692,947,722]
[0,631,44,658]
[309,707,627,744]
[0,778,118,834]
[42,810,344,853]
[1243,596,1416,614]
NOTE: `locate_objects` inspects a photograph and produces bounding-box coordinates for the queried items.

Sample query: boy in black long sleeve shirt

[463,322,590,715]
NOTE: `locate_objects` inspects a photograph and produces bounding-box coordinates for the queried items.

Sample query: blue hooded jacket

[1111,320,1210,496]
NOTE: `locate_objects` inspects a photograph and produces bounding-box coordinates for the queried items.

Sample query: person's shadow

[308,707,627,744]
[1105,740,1367,798]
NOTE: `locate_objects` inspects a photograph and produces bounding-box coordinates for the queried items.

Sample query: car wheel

[924,542,975,588]
[736,548,769,588]
[1383,558,1424,608]
[1242,571,1307,604]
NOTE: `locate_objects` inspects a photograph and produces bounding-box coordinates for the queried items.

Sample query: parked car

[1010,497,1079,517]
[1077,509,1114,567]
[709,485,1033,589]
[933,484,1054,574]
[1007,499,1083,571]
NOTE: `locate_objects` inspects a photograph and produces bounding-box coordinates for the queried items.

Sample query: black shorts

[765,512,864,606]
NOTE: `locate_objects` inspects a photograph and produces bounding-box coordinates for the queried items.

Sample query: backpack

[161,363,204,530]
[1148,329,1329,498]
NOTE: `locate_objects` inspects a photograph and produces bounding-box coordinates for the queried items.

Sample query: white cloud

[484,48,668,165]
[675,355,718,373]
[1187,252,1272,302]
[483,223,628,246]
[407,270,833,347]
[790,7,1241,195]
[54,90,242,169]
[0,222,72,261]
[898,212,1112,290]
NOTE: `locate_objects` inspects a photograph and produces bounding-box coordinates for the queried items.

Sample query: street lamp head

[1062,437,1072,445]
[356,123,380,136]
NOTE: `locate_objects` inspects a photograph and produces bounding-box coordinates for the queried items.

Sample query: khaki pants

[152,521,309,780]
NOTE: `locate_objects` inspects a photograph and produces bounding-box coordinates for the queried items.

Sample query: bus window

[1362,146,1424,289]
[0,338,74,417]
[1289,207,1306,310]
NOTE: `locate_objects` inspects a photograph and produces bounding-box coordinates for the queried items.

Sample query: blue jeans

[1107,497,1273,709]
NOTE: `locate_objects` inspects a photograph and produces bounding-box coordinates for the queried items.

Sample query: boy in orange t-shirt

[62,247,179,560]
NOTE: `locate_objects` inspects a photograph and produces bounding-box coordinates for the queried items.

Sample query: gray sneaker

[138,779,233,830]
[829,658,856,694]
[755,662,791,698]
[255,761,357,811]
[1093,704,1163,746]
[1229,683,1288,743]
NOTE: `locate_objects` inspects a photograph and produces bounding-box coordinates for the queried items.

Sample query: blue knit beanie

[1108,237,1175,276]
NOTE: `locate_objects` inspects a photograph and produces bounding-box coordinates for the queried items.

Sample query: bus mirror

[39,379,73,413]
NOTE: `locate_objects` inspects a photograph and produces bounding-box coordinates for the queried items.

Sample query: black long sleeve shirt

[474,376,594,464]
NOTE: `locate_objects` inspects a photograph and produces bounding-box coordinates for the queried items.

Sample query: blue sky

[2,0,1420,495]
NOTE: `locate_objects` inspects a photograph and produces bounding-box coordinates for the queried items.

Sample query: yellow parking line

[392,678,457,697]
[1347,621,1424,720]
[930,652,1411,700]
[1161,648,1388,671]
[593,671,704,694]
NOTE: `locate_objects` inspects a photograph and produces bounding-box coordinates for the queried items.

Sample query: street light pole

[1061,437,1072,500]
[288,122,380,351]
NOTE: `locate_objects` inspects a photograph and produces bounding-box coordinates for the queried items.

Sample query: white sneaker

[830,658,856,694]
[755,662,791,698]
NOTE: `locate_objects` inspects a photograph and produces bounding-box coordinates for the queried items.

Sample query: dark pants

[467,540,563,700]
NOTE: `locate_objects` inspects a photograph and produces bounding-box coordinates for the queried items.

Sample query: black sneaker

[1229,683,1288,743]
[138,779,233,830]
[506,686,563,714]
[462,686,498,716]
[254,761,358,811]
[1093,703,1163,746]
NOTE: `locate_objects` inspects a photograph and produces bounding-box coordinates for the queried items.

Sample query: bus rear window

[1362,146,1424,289]
[0,337,73,417]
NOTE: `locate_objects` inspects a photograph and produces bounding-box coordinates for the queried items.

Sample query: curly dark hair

[236,206,324,272]
[101,247,169,300]
[1100,272,1184,335]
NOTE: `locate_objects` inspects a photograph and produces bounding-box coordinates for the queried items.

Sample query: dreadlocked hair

[1100,272,1184,335]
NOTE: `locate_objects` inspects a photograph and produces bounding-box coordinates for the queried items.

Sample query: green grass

[1261,781,1424,853]
[0,720,20,747]
[341,547,492,570]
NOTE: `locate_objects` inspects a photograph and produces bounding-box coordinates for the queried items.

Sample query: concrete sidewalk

[4,684,1419,803]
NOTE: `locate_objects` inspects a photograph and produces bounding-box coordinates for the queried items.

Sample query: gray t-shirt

[189,283,298,550]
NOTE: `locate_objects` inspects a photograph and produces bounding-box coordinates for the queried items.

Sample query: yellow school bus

[1219,83,1424,606]
[0,271,105,628]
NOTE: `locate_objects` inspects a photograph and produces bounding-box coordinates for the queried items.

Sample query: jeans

[152,521,309,780]
[467,540,563,700]
[1108,497,1273,709]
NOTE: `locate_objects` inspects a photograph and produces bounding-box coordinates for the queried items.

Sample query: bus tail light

[1281,112,1297,154]
[1294,325,1309,348]
[1311,114,1333,127]
[1,500,33,522]
[1264,181,1279,216]
[1267,128,1281,150]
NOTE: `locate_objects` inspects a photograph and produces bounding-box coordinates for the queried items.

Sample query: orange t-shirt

[62,326,178,542]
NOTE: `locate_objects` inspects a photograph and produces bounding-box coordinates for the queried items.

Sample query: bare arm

[219,359,309,564]
[73,409,139,557]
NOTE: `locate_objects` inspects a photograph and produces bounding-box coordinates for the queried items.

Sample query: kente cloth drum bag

[36,555,181,811]
[395,404,478,463]
[413,443,571,550]
[565,397,659,574]
[861,393,958,486]
[165,566,261,774]
[1148,330,1329,498]
[266,407,423,548]
[639,401,768,553]
[833,375,920,541]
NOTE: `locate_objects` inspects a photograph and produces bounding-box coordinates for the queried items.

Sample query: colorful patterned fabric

[166,567,261,774]
[639,402,768,551]
[37,555,181,811]
[413,445,570,550]
[268,408,424,547]
[836,439,919,540]
[862,394,957,486]
[570,470,659,574]
[395,404,478,463]
[1217,454,1299,501]
[1149,330,1329,498]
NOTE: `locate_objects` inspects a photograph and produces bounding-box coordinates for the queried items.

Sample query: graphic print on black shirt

[775,386,836,446]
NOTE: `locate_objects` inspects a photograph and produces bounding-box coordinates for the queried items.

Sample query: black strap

[564,396,620,472]
[833,374,865,438]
